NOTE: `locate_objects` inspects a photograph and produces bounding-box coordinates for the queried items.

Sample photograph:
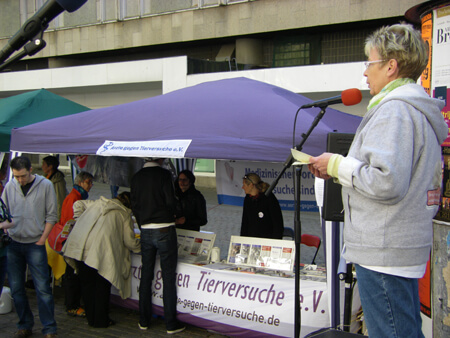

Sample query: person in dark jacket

[240,173,284,239]
[42,155,67,220]
[175,170,207,231]
[130,158,185,335]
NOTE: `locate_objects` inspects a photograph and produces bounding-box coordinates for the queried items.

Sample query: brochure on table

[227,236,295,272]
[176,229,216,263]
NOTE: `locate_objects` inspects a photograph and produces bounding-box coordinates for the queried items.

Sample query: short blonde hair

[365,23,428,81]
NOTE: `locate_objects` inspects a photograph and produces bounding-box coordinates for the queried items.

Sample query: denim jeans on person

[355,264,424,338]
[139,226,179,330]
[7,240,57,335]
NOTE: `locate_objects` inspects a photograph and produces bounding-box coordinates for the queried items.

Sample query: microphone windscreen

[55,0,88,12]
[341,88,362,106]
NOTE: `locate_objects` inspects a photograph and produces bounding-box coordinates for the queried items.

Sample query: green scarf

[367,78,415,111]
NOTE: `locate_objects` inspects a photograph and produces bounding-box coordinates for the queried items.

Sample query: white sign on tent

[96,139,192,158]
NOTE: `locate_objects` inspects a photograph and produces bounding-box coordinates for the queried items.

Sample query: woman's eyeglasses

[364,60,386,69]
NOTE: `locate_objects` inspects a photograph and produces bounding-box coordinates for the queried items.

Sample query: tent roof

[0,89,89,152]
[11,78,362,162]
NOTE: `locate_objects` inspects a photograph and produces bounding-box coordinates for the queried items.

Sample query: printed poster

[216,160,317,211]
[433,5,450,146]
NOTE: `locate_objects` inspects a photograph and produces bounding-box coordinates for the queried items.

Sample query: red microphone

[302,88,362,108]
[341,88,362,106]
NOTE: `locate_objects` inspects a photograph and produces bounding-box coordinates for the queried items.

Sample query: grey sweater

[339,84,447,267]
[2,174,57,243]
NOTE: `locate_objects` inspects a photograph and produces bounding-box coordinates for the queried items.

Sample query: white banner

[216,160,317,211]
[96,139,192,158]
[113,254,330,337]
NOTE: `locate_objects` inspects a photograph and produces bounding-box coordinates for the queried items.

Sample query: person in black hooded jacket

[240,172,284,239]
[175,170,207,231]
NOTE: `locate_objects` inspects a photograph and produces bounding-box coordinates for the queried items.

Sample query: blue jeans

[355,264,424,338]
[139,227,179,330]
[7,240,57,335]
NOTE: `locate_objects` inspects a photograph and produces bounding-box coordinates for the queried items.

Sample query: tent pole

[294,166,303,337]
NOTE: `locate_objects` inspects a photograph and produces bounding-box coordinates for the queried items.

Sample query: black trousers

[63,264,81,310]
[78,261,112,328]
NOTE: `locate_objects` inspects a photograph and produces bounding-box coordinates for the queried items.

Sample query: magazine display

[227,236,295,272]
[176,229,216,263]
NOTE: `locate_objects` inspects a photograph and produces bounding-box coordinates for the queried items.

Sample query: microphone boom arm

[265,106,327,196]
[0,0,88,68]
[0,33,47,72]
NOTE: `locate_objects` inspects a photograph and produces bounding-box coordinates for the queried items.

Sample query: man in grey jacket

[309,24,448,337]
[2,156,58,338]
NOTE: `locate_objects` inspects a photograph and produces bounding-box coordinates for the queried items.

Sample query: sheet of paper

[291,148,312,165]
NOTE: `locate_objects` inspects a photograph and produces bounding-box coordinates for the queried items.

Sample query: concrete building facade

[0,0,425,101]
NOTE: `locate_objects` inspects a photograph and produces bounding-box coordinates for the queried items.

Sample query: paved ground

[0,178,323,337]
[0,286,228,338]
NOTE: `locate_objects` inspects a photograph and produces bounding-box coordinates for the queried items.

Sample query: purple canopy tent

[10,77,362,161]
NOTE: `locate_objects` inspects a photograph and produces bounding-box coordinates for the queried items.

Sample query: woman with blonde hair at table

[240,172,284,239]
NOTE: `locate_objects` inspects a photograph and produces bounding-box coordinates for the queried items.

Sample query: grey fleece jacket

[2,174,57,243]
[339,84,447,267]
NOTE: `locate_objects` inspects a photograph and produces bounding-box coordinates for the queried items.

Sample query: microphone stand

[266,106,328,338]
[342,263,354,332]
[0,35,47,72]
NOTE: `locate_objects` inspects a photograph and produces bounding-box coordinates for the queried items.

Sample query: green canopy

[0,89,89,152]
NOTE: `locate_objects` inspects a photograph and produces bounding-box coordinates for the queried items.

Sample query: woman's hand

[308,152,334,180]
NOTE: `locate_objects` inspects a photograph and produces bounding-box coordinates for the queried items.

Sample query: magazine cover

[228,242,241,263]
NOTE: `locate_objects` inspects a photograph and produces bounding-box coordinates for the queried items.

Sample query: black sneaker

[167,325,186,335]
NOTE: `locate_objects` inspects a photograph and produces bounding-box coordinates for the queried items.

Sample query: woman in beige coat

[62,192,140,328]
